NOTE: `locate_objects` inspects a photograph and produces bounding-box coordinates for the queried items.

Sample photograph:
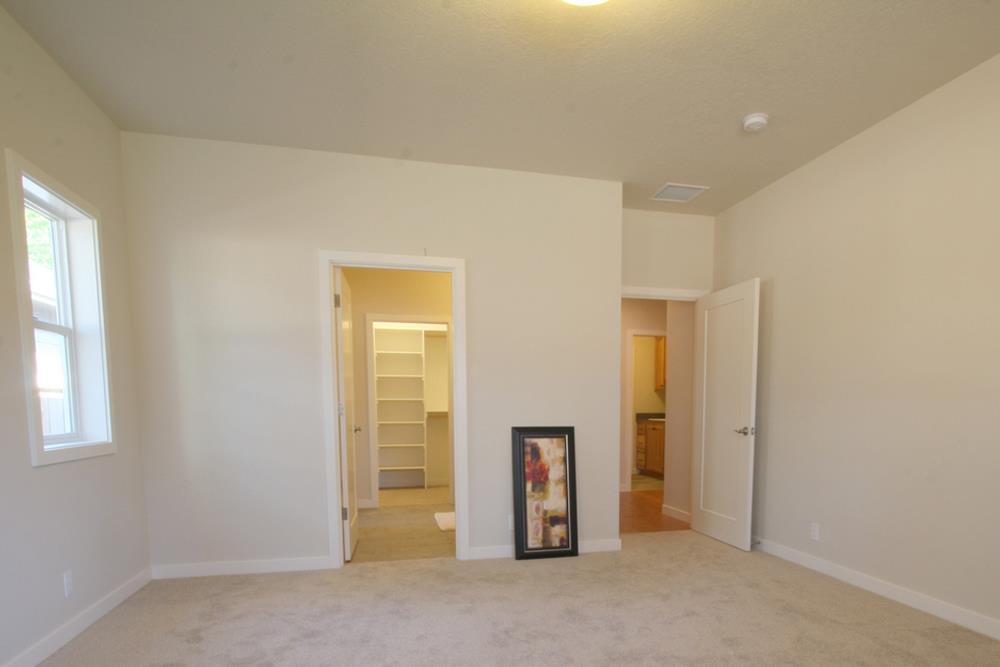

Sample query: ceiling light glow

[742,113,769,133]
[562,0,609,6]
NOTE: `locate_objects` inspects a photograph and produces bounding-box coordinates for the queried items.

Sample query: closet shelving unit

[373,326,429,488]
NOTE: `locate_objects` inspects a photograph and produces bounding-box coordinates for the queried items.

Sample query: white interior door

[691,278,760,551]
[334,268,360,560]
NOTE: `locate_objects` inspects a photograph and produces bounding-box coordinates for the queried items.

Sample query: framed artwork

[511,426,578,559]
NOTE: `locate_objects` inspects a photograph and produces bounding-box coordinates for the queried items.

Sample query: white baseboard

[357,498,378,509]
[151,555,337,579]
[468,544,514,560]
[468,539,622,561]
[754,537,1000,641]
[662,504,691,522]
[5,568,150,667]
[581,538,622,553]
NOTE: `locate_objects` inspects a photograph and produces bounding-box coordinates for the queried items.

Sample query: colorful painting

[512,427,578,559]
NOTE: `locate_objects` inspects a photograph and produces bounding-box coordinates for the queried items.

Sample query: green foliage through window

[25,206,55,270]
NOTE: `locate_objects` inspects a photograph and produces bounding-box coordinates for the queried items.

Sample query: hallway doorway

[619,297,694,535]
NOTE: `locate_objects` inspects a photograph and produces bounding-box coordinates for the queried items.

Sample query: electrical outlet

[63,570,73,598]
[508,514,514,531]
[809,522,821,542]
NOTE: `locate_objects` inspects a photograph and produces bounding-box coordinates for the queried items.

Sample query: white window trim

[5,149,116,466]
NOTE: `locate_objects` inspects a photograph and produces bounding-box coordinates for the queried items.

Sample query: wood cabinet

[636,418,665,478]
[654,336,666,391]
[635,422,647,470]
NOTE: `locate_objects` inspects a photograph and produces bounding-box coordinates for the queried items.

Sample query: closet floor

[351,487,455,563]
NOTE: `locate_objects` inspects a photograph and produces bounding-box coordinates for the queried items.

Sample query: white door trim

[622,285,709,301]
[621,328,666,492]
[364,312,452,508]
[319,250,469,567]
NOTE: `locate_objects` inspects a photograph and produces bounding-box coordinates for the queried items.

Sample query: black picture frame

[511,426,579,560]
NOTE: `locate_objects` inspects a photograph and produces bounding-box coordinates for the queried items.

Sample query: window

[7,150,114,465]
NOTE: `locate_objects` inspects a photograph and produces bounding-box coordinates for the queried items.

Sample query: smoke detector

[742,112,769,133]
[651,182,710,203]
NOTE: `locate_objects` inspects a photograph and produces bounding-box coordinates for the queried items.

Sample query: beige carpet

[41,531,999,666]
[379,486,452,507]
[351,502,455,563]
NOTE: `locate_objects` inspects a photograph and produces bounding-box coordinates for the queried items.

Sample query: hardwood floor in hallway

[620,475,689,534]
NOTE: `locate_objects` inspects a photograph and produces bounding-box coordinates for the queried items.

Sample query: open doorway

[618,281,761,550]
[321,252,469,567]
[619,297,694,534]
[339,268,453,563]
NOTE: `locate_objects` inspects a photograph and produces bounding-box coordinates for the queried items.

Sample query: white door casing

[319,250,469,565]
[691,278,760,551]
[334,268,360,560]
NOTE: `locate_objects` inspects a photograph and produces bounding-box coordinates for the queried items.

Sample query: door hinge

[334,293,341,308]
[341,507,348,521]
[338,402,345,417]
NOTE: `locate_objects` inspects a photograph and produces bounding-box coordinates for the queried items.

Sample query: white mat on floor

[434,511,456,531]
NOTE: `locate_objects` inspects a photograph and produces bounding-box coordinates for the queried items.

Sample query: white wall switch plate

[810,522,821,542]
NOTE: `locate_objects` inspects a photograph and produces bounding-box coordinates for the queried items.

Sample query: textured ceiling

[4,0,1000,213]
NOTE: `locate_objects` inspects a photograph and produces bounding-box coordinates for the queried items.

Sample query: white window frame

[6,149,116,466]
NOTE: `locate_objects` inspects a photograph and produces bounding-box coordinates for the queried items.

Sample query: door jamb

[622,286,709,301]
[320,251,469,567]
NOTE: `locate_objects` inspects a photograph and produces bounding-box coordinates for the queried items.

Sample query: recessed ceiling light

[562,0,609,6]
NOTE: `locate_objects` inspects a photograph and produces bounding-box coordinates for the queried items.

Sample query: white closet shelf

[372,324,440,491]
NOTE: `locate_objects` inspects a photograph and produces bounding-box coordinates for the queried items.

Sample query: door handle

[733,427,750,436]
[353,426,363,434]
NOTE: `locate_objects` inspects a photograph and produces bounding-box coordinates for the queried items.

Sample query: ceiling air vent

[651,182,709,203]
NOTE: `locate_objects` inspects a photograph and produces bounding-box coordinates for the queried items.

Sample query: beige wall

[632,337,665,414]
[664,300,694,517]
[619,298,667,488]
[123,132,623,564]
[425,413,452,490]
[622,209,715,291]
[341,268,451,498]
[0,7,147,664]
[424,332,450,413]
[424,333,452,489]
[715,53,1000,624]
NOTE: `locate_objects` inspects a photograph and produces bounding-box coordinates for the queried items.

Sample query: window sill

[32,440,116,467]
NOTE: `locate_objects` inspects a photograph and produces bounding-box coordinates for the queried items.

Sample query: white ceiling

[5,0,1000,214]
